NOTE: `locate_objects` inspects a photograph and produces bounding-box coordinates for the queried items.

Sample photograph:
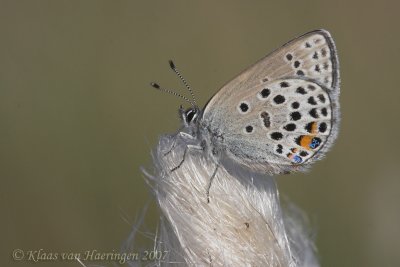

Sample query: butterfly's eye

[185,109,197,123]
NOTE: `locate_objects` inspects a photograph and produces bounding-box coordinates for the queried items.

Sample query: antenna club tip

[150,82,160,89]
[168,60,176,69]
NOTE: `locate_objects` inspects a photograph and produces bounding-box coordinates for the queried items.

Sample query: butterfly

[151,29,340,178]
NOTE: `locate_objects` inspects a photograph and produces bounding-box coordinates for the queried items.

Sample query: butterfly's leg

[170,144,203,172]
[170,147,187,172]
[206,164,219,203]
[164,131,196,156]
[163,139,177,156]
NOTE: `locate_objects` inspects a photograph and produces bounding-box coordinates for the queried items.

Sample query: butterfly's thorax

[179,108,226,162]
[199,119,226,155]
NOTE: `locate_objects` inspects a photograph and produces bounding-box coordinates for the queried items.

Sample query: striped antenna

[150,82,194,107]
[168,60,197,106]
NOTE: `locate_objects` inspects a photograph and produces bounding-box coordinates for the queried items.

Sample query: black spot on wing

[307,85,316,91]
[290,112,302,121]
[308,97,317,105]
[300,151,309,157]
[321,108,328,117]
[260,88,270,98]
[291,102,300,109]
[284,123,296,131]
[260,112,270,128]
[239,103,249,112]
[245,125,253,133]
[280,81,290,88]
[319,122,327,133]
[273,95,285,104]
[309,108,319,118]
[318,94,326,103]
[296,87,307,95]
[271,132,283,140]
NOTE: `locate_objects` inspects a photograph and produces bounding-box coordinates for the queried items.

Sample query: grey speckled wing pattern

[201,29,340,174]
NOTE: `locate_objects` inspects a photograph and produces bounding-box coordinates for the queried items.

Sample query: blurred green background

[1,1,399,266]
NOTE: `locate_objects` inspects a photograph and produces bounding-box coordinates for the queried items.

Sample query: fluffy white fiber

[130,134,319,266]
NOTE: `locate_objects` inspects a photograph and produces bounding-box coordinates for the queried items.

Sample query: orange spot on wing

[311,122,318,134]
[298,123,319,150]
[300,135,313,150]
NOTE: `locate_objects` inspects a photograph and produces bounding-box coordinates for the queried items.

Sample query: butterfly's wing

[201,29,340,174]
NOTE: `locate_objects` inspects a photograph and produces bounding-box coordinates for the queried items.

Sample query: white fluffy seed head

[126,134,320,267]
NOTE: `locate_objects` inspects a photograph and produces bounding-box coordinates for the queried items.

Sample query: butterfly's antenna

[168,60,197,106]
[150,82,194,107]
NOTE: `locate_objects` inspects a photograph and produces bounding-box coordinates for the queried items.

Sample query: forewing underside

[203,29,339,121]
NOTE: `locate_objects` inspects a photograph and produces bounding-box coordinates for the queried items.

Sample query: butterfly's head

[179,105,201,127]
